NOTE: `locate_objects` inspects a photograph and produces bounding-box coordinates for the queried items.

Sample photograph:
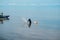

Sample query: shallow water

[0,0,60,40]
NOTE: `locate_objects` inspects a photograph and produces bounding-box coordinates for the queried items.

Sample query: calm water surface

[0,0,60,40]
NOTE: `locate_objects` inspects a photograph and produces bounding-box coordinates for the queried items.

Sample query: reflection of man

[27,18,32,28]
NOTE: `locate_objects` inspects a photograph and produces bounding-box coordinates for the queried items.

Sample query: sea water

[0,0,60,40]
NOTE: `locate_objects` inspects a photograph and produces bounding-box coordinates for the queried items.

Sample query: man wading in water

[27,18,32,28]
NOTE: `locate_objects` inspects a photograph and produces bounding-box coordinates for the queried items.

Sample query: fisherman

[0,12,3,18]
[27,18,32,28]
[22,17,38,28]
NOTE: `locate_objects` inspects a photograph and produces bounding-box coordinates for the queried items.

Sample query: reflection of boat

[0,12,10,24]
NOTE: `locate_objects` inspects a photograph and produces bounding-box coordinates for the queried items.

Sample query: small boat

[0,12,10,24]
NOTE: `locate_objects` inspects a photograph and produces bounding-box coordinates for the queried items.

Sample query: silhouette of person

[28,18,32,28]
